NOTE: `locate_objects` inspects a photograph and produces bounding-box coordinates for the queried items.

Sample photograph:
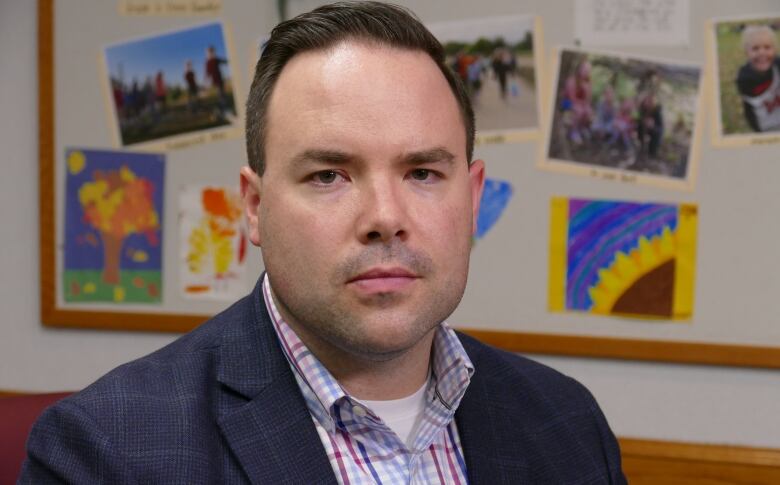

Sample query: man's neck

[291,320,436,401]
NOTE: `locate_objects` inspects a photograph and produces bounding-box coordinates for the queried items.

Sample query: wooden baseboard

[620,438,780,484]
[0,390,30,397]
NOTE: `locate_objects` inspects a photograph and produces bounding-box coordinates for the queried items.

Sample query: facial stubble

[266,239,470,363]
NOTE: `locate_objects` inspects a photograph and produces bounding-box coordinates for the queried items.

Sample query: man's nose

[356,179,408,244]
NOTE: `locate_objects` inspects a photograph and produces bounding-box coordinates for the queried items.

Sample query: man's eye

[315,171,339,184]
[410,169,430,181]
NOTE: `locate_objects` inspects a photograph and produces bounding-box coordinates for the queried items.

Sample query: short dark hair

[245,1,475,175]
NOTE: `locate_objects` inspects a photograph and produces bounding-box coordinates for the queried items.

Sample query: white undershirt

[358,377,429,449]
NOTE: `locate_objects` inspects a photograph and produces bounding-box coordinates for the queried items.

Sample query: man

[21,3,625,483]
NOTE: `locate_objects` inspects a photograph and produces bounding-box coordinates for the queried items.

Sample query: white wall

[2,0,779,449]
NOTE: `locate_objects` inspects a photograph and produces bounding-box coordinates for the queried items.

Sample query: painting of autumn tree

[79,166,159,284]
[63,149,164,303]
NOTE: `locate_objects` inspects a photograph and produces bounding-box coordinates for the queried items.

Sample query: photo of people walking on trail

[427,15,540,143]
[711,16,780,142]
[103,22,240,148]
[544,48,701,186]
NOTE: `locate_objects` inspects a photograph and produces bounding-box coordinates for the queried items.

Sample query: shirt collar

[261,274,474,433]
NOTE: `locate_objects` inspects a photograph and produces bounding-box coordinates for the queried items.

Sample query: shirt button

[353,405,367,417]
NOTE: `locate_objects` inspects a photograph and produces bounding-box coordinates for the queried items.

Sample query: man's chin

[334,323,436,362]
[352,291,408,309]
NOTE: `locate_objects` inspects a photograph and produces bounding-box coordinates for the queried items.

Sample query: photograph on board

[63,148,164,304]
[427,15,542,143]
[541,48,702,190]
[709,15,780,146]
[103,21,241,149]
[548,197,698,321]
[179,185,248,301]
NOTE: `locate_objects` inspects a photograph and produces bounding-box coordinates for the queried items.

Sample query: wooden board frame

[38,0,211,333]
[38,0,780,368]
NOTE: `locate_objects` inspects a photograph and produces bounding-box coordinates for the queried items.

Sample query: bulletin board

[39,0,780,369]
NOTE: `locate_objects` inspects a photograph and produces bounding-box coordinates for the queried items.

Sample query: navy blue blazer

[20,281,625,484]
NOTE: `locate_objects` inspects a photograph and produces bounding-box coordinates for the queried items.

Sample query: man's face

[746,32,776,73]
[242,41,484,362]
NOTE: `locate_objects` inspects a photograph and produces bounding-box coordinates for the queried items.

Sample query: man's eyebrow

[401,148,456,166]
[290,149,354,166]
[288,147,456,167]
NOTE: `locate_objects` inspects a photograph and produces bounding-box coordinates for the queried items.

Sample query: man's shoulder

[63,292,255,411]
[457,331,599,414]
[458,331,579,383]
[455,332,626,483]
[21,293,263,484]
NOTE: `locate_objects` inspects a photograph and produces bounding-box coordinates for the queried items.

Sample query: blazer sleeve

[579,381,627,485]
[18,399,130,485]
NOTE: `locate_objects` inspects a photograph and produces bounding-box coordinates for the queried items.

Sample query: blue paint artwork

[64,148,165,272]
[475,178,513,239]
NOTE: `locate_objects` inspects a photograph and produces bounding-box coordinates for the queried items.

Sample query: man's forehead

[265,40,464,141]
[274,40,442,92]
[257,37,469,174]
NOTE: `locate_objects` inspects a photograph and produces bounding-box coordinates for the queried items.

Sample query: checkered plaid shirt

[262,276,474,484]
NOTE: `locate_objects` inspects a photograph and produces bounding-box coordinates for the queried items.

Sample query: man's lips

[348,267,417,281]
[346,267,419,293]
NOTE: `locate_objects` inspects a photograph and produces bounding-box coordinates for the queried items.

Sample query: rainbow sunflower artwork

[548,197,698,320]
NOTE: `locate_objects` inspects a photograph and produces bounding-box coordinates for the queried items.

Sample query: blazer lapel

[215,279,338,485]
[456,346,530,485]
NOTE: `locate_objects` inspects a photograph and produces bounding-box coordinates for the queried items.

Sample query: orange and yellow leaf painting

[179,185,247,299]
[64,149,164,303]
[548,197,697,320]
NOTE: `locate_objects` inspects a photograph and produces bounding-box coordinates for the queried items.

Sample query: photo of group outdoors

[103,22,239,148]
[427,15,540,142]
[711,16,780,143]
[543,48,702,188]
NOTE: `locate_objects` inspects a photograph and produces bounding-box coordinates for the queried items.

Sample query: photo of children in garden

[545,48,701,182]
[427,15,539,140]
[104,22,239,147]
[713,17,780,137]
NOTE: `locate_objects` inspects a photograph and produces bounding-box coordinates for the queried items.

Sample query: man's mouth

[347,267,419,293]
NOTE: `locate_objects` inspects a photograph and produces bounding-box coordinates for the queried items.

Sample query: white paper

[178,185,247,300]
[575,0,690,47]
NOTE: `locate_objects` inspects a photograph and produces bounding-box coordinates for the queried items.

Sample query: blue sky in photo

[105,22,231,88]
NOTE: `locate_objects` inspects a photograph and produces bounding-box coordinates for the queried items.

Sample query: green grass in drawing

[64,270,161,303]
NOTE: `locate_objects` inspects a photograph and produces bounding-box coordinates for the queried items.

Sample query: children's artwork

[548,197,697,320]
[103,21,241,151]
[540,48,702,191]
[708,15,780,147]
[63,148,164,303]
[475,178,514,240]
[427,15,542,144]
[179,185,247,300]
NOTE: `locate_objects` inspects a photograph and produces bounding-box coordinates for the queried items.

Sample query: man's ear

[240,166,263,247]
[468,159,486,234]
